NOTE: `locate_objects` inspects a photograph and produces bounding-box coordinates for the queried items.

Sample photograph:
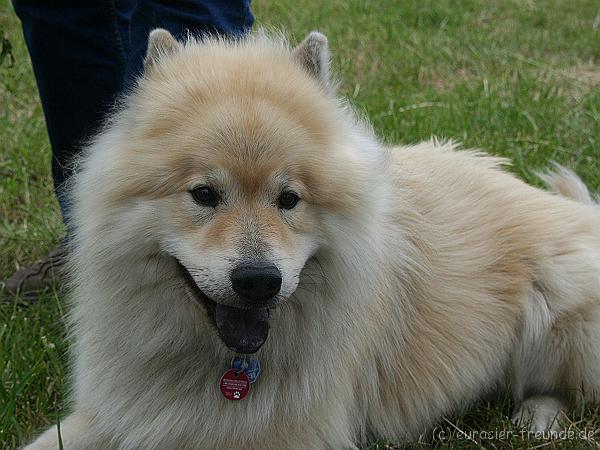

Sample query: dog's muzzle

[177,260,275,354]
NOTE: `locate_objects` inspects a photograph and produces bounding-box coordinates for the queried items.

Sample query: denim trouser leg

[11,0,254,226]
[11,1,133,222]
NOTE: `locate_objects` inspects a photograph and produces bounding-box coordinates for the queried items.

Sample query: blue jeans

[12,0,254,223]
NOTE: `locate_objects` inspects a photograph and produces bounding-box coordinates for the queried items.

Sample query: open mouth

[176,261,269,354]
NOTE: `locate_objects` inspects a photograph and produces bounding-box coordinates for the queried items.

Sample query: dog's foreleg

[23,414,102,450]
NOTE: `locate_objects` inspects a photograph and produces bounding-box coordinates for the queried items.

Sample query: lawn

[1,0,599,448]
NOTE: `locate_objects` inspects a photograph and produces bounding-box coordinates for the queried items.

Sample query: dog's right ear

[292,31,332,92]
[144,29,182,72]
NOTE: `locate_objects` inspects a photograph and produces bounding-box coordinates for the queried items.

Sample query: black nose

[231,263,282,303]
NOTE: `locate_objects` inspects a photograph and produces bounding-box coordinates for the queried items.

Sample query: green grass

[1,0,599,448]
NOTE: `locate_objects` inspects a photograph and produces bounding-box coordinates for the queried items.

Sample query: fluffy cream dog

[26,30,600,449]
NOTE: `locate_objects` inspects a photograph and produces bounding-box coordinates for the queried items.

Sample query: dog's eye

[278,191,300,210]
[191,186,220,207]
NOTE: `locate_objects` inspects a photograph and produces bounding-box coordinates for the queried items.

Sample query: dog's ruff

[26,30,600,450]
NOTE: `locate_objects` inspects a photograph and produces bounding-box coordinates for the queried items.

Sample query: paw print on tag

[233,391,241,399]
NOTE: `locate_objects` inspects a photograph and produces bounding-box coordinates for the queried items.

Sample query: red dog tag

[219,369,250,400]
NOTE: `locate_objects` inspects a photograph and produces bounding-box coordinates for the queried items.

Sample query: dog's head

[84,30,385,354]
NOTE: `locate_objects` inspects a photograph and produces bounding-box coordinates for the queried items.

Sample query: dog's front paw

[512,396,565,432]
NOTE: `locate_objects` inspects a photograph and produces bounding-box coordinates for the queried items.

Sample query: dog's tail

[538,163,596,205]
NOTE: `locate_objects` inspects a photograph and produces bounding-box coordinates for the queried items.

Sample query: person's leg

[3,0,136,300]
[11,1,136,221]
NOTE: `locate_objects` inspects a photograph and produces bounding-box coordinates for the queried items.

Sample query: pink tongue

[215,305,269,354]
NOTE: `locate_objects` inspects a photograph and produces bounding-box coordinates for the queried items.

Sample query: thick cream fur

[25,32,600,450]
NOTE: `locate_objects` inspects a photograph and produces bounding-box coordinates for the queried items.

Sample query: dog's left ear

[292,31,332,91]
[144,29,182,72]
